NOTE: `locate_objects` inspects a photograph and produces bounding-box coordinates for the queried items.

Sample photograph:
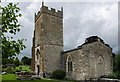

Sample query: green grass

[2,74,16,80]
[2,66,75,82]
[2,74,75,82]
[2,74,59,82]
[16,65,31,72]
[2,80,59,82]
[0,74,2,82]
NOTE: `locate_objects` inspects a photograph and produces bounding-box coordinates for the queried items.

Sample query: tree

[113,54,120,79]
[1,3,26,64]
[21,56,31,65]
[113,54,120,72]
[14,57,20,66]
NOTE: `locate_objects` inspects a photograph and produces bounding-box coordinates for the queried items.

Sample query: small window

[68,61,72,71]
[51,16,55,23]
[36,49,40,60]
[67,56,73,72]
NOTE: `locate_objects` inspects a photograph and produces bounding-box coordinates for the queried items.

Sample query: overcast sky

[2,1,118,59]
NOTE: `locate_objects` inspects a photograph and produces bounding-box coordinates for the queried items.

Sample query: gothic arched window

[97,56,104,65]
[67,55,73,72]
[96,56,105,77]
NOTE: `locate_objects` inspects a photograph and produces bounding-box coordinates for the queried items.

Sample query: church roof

[63,36,112,53]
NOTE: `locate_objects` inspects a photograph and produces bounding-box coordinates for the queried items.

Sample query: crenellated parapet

[35,5,63,22]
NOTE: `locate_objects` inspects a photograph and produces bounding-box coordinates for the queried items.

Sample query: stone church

[31,2,113,80]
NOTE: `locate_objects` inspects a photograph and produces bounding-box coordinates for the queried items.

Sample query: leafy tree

[14,57,20,66]
[113,54,120,79]
[19,61,23,65]
[113,54,120,72]
[1,3,26,64]
[2,58,9,65]
[21,56,31,65]
[28,58,32,65]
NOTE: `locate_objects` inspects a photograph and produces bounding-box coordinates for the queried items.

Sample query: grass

[0,74,2,82]
[2,66,60,82]
[2,74,75,82]
[2,66,76,82]
[16,65,31,72]
[2,80,59,82]
[2,74,16,80]
[2,74,59,82]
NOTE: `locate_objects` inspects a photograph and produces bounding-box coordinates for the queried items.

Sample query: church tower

[31,2,63,77]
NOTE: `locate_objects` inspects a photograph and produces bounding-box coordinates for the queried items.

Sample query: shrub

[52,70,66,79]
[104,72,120,79]
[114,72,120,79]
[16,70,21,72]
[19,67,22,71]
[4,67,15,73]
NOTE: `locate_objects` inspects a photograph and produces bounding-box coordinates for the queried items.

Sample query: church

[31,2,113,80]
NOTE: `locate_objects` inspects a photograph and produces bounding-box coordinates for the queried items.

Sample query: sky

[2,1,119,60]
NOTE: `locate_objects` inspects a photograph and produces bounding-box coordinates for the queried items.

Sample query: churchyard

[1,57,120,82]
[2,74,60,82]
[1,65,74,82]
[2,74,75,82]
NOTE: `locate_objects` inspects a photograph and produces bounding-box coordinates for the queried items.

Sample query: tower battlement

[35,5,63,22]
[32,2,63,76]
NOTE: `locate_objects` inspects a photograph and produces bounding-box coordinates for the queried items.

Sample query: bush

[52,70,66,79]
[16,70,21,72]
[114,72,120,79]
[4,67,15,74]
[107,73,116,79]
[103,72,120,79]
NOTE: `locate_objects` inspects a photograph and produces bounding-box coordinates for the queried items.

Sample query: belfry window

[36,49,40,60]
[67,56,73,72]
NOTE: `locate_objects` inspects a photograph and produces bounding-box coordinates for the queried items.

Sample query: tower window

[51,16,55,23]
[36,49,40,60]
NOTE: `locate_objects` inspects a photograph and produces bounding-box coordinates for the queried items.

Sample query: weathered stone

[63,40,113,80]
[31,3,113,80]
[31,4,63,77]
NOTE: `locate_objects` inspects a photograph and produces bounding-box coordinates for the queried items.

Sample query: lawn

[2,66,60,82]
[2,80,60,82]
[16,65,31,72]
[2,74,59,82]
[0,74,2,82]
[2,74,74,82]
[2,74,16,80]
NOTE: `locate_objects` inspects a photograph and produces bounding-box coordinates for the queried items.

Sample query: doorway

[37,65,39,75]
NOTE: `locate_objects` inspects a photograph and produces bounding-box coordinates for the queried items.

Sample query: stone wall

[64,49,90,80]
[82,41,113,78]
[63,41,113,80]
[32,4,63,76]
[40,13,63,46]
[43,44,63,73]
[31,31,35,71]
[35,6,63,22]
[32,3,113,81]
